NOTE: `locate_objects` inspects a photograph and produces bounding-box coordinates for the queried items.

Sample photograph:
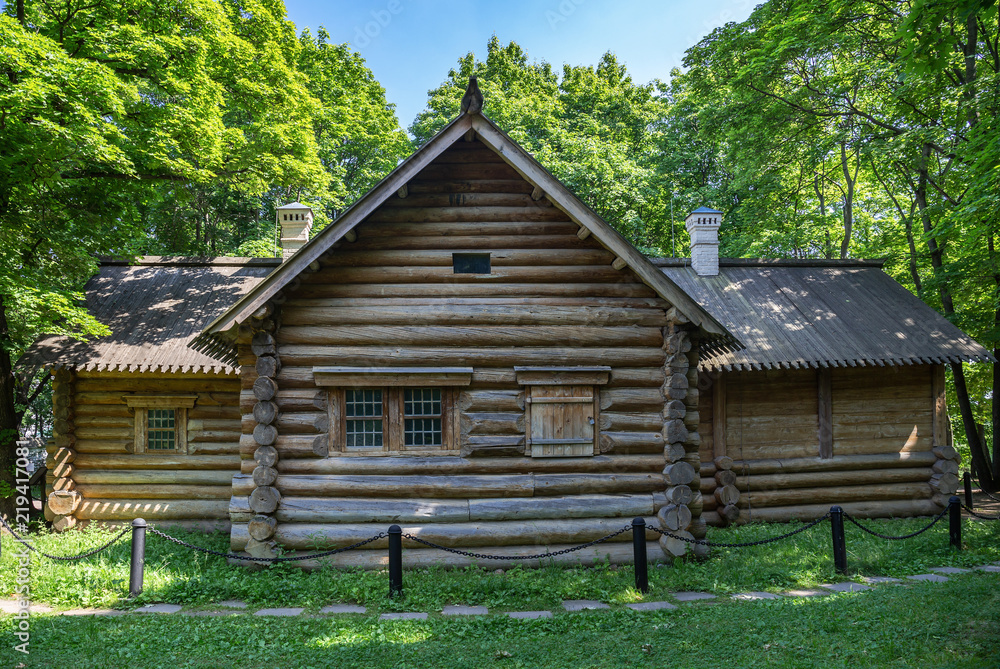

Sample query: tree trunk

[0,295,18,520]
[839,141,857,259]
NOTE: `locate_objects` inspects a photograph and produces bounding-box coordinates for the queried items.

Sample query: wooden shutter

[526,385,597,457]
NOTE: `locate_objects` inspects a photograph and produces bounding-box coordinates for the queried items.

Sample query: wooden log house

[21,82,992,566]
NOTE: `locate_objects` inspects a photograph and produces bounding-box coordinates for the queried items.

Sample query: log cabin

[21,82,991,567]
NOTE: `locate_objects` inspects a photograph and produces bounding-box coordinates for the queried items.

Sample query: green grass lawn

[1,517,998,667]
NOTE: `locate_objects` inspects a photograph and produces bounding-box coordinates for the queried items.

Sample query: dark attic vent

[453,252,491,274]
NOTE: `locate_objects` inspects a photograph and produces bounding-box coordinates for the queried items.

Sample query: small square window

[147,409,177,450]
[404,388,442,447]
[345,389,384,448]
[452,252,491,274]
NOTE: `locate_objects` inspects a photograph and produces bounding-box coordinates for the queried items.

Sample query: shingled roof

[20,257,280,375]
[655,258,993,371]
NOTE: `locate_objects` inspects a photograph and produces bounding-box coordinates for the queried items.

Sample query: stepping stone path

[507,611,553,619]
[320,604,366,614]
[136,604,182,614]
[254,607,304,617]
[732,591,781,600]
[379,612,427,621]
[1,566,993,619]
[442,605,488,616]
[562,600,610,611]
[907,573,949,583]
[672,591,716,602]
[626,601,677,611]
[821,582,871,593]
[782,589,828,597]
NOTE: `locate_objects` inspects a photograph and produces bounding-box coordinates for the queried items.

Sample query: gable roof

[655,258,993,371]
[191,112,735,364]
[20,257,280,375]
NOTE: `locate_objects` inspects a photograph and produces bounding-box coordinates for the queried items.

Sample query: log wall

[228,139,689,566]
[47,370,240,530]
[699,364,953,524]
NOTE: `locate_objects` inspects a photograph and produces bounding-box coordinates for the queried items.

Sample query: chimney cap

[276,201,311,211]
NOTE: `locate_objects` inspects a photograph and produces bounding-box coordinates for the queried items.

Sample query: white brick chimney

[276,202,313,261]
[685,206,723,276]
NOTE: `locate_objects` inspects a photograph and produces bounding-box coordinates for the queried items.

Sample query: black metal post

[963,471,974,510]
[949,496,962,550]
[830,506,847,575]
[632,517,649,593]
[388,524,403,598]
[129,518,147,597]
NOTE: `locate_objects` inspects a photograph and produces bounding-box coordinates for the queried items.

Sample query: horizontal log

[740,482,932,508]
[308,265,634,284]
[600,388,663,412]
[187,441,240,456]
[283,304,664,328]
[365,204,568,224]
[229,495,251,517]
[731,452,938,475]
[278,346,665,368]
[72,470,234,485]
[241,434,328,459]
[324,249,613,268]
[532,473,664,496]
[599,413,663,432]
[229,541,666,570]
[242,412,328,435]
[732,498,943,524]
[75,499,229,520]
[599,432,663,455]
[272,390,327,413]
[73,485,232,499]
[275,516,656,550]
[75,426,131,440]
[73,415,131,428]
[461,412,523,436]
[293,281,657,300]
[458,390,523,413]
[469,493,657,521]
[461,436,524,458]
[735,467,933,491]
[277,325,662,348]
[72,454,240,470]
[276,454,663,476]
[74,379,239,394]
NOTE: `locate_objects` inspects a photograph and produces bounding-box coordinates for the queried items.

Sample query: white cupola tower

[685,206,723,277]
[276,202,314,261]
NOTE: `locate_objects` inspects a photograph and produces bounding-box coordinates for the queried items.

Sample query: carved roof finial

[460,76,483,115]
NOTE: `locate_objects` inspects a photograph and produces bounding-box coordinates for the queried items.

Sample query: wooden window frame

[329,387,459,456]
[515,366,610,458]
[124,395,197,455]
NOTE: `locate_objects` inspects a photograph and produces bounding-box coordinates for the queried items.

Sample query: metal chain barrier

[843,507,948,540]
[0,515,129,561]
[972,479,1000,504]
[645,513,830,548]
[401,525,633,561]
[962,504,1000,521]
[147,526,388,563]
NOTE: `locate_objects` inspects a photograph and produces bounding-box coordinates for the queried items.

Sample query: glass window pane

[345,389,383,448]
[403,389,442,447]
[147,409,176,450]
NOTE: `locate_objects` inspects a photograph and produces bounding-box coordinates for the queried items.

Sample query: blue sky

[283,0,757,132]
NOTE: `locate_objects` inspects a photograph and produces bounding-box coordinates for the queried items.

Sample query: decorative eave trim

[313,367,474,387]
[514,366,611,386]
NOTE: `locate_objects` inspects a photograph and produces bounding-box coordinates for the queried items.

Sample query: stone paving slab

[562,600,610,611]
[782,589,828,598]
[861,576,902,584]
[215,600,248,609]
[732,591,781,601]
[626,601,677,611]
[907,573,948,583]
[61,608,125,617]
[379,612,428,621]
[672,591,716,602]
[136,604,183,614]
[442,605,488,616]
[183,610,240,617]
[974,565,1000,572]
[254,607,305,617]
[507,610,553,619]
[929,567,971,574]
[821,582,871,593]
[320,604,367,614]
